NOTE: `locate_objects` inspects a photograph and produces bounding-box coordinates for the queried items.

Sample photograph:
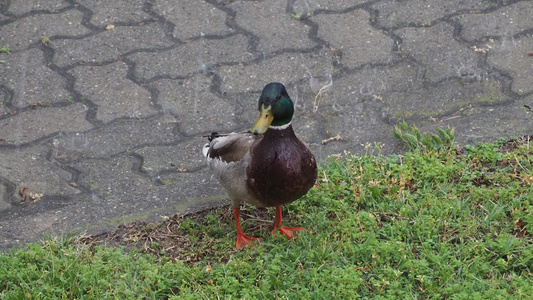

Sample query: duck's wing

[204,133,259,163]
[203,133,265,208]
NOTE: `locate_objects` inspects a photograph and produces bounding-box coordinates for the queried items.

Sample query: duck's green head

[251,82,294,135]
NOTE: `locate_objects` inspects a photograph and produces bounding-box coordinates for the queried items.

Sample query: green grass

[0,46,10,64]
[394,121,455,152]
[40,36,50,44]
[1,133,532,298]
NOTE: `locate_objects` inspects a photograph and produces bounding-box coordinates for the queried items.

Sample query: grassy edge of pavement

[1,134,532,299]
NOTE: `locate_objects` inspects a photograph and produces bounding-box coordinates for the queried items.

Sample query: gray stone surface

[1,0,532,250]
[1,48,71,108]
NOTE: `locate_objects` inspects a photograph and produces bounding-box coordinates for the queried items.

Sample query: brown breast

[246,125,317,207]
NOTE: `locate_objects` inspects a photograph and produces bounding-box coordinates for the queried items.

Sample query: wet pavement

[1,0,532,250]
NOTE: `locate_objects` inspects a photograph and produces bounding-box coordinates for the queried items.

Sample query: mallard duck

[203,82,317,249]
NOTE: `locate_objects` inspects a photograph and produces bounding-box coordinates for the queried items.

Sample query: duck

[203,82,317,249]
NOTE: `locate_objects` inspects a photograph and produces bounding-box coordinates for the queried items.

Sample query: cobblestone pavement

[1,0,532,249]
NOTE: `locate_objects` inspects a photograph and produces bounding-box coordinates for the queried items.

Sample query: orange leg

[233,208,262,250]
[270,205,306,239]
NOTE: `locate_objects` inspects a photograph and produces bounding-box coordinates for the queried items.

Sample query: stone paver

[1,0,532,249]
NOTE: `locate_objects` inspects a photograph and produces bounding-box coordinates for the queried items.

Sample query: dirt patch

[76,205,274,263]
[499,135,532,153]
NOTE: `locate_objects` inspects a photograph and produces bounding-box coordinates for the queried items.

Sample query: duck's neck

[264,123,296,140]
[268,121,291,131]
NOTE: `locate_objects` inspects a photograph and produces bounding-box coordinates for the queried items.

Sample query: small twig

[164,245,177,252]
[321,134,342,145]
[321,170,329,183]
[514,154,529,174]
[441,115,461,122]
[313,80,333,113]
[19,186,28,202]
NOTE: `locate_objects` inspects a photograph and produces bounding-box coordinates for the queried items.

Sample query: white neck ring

[269,122,291,130]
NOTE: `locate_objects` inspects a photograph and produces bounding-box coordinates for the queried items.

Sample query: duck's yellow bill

[251,105,273,135]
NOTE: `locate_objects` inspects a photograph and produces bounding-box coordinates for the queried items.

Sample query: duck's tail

[202,132,220,157]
